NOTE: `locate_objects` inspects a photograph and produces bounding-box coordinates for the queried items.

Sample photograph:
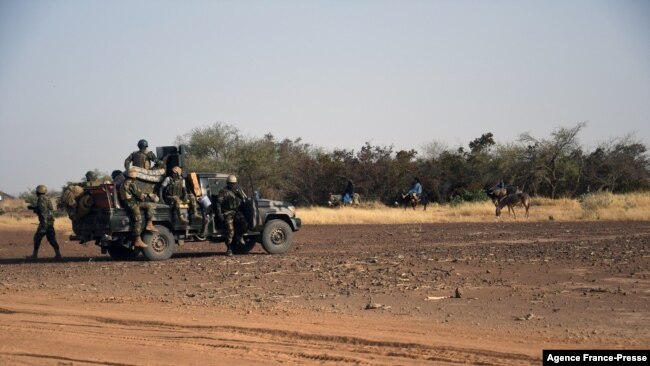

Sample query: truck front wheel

[261,220,293,254]
[141,226,176,261]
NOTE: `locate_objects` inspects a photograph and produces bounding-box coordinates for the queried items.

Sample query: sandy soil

[1,221,648,365]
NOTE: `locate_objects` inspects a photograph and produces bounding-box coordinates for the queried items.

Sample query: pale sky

[1,0,649,195]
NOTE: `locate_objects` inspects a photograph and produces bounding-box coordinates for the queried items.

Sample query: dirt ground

[0,221,648,365]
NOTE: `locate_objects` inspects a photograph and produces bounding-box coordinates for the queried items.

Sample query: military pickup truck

[67,146,301,261]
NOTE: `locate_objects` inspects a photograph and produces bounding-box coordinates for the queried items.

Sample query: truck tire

[141,226,176,261]
[107,245,139,261]
[232,237,257,254]
[261,220,293,254]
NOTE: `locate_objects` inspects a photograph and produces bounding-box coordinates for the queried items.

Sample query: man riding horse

[486,180,520,206]
[400,178,423,210]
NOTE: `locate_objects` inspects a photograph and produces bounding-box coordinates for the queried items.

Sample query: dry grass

[0,215,72,232]
[300,193,650,225]
[0,197,72,232]
[0,193,648,229]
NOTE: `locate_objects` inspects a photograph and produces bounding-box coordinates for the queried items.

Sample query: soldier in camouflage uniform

[215,175,247,256]
[120,168,158,248]
[83,171,100,188]
[124,139,162,170]
[160,166,199,225]
[27,185,62,260]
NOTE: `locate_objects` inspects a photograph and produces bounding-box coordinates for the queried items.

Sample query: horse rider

[342,180,354,205]
[406,177,423,201]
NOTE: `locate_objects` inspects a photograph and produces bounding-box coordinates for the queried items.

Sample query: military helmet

[172,166,182,175]
[127,168,138,178]
[137,139,148,149]
[227,175,237,183]
[36,184,47,194]
[85,170,97,181]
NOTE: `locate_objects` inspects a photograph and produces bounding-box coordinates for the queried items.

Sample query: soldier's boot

[134,236,148,248]
[54,248,62,260]
[225,243,233,257]
[199,216,210,237]
[26,243,39,260]
[177,211,188,225]
[236,235,245,246]
[145,219,158,232]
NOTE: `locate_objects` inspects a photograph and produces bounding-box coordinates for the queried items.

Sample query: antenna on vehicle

[248,174,259,201]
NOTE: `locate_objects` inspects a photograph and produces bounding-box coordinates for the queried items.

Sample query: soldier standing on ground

[160,166,199,225]
[215,175,247,257]
[124,139,162,170]
[27,185,62,260]
[119,168,158,248]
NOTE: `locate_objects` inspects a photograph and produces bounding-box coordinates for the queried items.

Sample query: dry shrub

[0,198,27,212]
[580,191,613,214]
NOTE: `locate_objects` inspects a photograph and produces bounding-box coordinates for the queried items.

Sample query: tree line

[176,121,650,206]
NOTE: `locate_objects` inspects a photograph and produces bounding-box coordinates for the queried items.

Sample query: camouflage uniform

[161,169,198,225]
[124,149,161,170]
[124,139,162,170]
[216,177,247,256]
[83,171,100,188]
[29,187,61,260]
[120,175,157,247]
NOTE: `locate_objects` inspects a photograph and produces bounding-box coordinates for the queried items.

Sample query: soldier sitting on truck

[83,171,100,188]
[120,168,158,248]
[215,175,248,257]
[160,166,199,225]
[124,139,163,170]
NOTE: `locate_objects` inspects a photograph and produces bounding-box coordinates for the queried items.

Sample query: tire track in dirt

[1,308,537,365]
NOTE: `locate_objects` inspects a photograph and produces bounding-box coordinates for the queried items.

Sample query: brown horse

[496,192,530,219]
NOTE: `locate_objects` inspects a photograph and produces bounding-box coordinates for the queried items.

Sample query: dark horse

[485,185,520,206]
[394,192,429,211]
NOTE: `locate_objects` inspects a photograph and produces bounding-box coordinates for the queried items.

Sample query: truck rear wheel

[107,245,139,261]
[261,220,293,254]
[141,226,176,261]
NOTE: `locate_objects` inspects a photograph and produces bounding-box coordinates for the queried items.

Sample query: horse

[486,185,521,206]
[496,192,530,219]
[328,193,361,207]
[394,192,429,211]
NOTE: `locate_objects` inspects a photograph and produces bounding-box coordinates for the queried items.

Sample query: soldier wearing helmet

[215,174,248,256]
[119,168,158,248]
[83,170,100,188]
[27,185,62,260]
[124,139,162,171]
[160,166,199,225]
